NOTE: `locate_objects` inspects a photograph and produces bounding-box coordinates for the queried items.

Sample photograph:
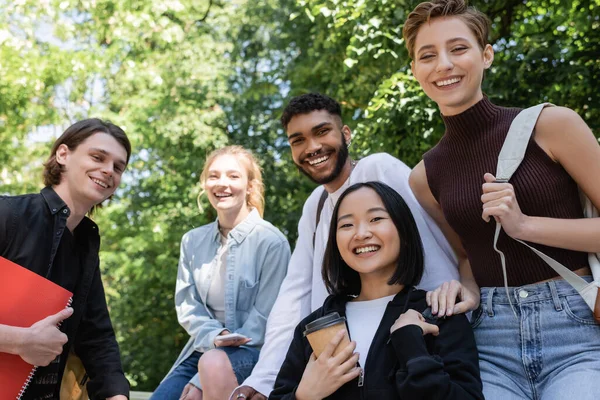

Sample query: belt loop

[486,287,496,317]
[548,280,562,311]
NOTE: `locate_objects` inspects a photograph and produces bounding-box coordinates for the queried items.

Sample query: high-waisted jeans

[472,276,600,399]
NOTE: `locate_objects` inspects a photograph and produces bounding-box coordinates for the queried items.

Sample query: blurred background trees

[1,0,598,390]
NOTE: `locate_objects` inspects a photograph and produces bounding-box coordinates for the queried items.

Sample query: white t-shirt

[198,234,228,324]
[345,294,396,370]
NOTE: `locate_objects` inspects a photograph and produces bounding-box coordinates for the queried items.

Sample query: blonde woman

[151,146,291,400]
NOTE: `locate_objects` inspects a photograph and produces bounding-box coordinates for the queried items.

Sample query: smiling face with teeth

[54,132,128,212]
[203,154,251,219]
[411,16,494,116]
[322,182,425,297]
[286,110,352,190]
[335,187,401,283]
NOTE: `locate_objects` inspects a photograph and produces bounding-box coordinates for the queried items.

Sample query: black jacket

[270,287,483,400]
[0,187,129,399]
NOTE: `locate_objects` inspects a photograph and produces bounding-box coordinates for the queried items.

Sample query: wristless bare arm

[410,162,480,316]
[482,107,600,253]
[0,324,27,354]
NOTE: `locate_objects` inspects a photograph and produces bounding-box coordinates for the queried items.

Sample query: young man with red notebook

[0,119,131,399]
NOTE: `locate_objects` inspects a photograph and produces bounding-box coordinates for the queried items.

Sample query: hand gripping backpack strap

[495,103,600,322]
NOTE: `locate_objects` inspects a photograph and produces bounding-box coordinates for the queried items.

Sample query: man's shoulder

[353,153,411,182]
[301,186,327,213]
[0,192,43,217]
[0,192,41,204]
[356,153,409,173]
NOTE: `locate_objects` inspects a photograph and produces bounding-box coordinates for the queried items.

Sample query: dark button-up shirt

[0,187,129,399]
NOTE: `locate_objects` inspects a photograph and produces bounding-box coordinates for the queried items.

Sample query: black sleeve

[74,265,130,399]
[392,314,483,400]
[269,322,311,400]
[0,196,15,255]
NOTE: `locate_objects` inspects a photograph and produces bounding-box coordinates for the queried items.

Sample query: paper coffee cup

[303,312,350,358]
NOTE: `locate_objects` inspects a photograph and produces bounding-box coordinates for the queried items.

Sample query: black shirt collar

[41,186,71,217]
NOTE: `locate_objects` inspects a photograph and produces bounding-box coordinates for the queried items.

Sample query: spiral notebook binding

[16,297,73,400]
[17,367,37,400]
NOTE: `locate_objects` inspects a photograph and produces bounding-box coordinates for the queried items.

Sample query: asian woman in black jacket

[269,182,483,400]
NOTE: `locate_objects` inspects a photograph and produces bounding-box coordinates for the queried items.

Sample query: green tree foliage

[1,0,598,390]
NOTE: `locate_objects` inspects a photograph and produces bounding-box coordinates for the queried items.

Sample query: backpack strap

[312,188,329,249]
[495,103,600,320]
[496,103,552,181]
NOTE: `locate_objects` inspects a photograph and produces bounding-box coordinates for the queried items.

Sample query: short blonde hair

[403,0,491,60]
[198,145,265,216]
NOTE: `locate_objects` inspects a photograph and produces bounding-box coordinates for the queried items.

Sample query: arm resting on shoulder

[410,162,480,316]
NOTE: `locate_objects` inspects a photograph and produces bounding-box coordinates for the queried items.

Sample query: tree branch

[197,0,213,23]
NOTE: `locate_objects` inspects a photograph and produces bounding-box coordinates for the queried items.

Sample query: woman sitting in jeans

[151,146,290,400]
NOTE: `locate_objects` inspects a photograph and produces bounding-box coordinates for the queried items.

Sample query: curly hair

[403,0,491,60]
[280,92,342,130]
[43,118,131,187]
[198,145,265,216]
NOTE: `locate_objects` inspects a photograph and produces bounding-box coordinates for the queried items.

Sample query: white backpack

[494,103,600,322]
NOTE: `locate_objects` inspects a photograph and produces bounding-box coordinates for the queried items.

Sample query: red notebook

[0,256,73,400]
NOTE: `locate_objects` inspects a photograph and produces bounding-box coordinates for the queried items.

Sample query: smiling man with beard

[230,93,459,400]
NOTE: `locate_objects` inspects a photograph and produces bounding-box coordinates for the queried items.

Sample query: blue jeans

[150,346,259,400]
[472,277,600,399]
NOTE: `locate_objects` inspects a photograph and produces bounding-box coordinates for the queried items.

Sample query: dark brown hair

[403,0,491,59]
[43,118,131,187]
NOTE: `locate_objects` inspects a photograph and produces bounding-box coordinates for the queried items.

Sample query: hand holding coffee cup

[303,312,351,357]
[296,330,362,400]
[390,309,440,336]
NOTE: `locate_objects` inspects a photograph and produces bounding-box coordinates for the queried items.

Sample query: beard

[295,135,349,185]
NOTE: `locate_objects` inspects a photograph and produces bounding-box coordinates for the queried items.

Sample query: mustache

[300,149,328,163]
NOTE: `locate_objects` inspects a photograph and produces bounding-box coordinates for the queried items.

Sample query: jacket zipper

[358,366,364,387]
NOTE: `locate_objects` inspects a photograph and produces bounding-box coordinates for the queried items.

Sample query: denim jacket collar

[213,208,261,245]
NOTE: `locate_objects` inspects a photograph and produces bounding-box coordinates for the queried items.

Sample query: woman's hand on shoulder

[295,330,361,400]
[426,279,479,317]
[391,309,439,336]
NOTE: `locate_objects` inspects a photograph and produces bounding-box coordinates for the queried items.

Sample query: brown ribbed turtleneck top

[423,97,588,287]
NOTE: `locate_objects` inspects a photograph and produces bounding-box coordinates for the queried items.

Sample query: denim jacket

[168,209,290,387]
